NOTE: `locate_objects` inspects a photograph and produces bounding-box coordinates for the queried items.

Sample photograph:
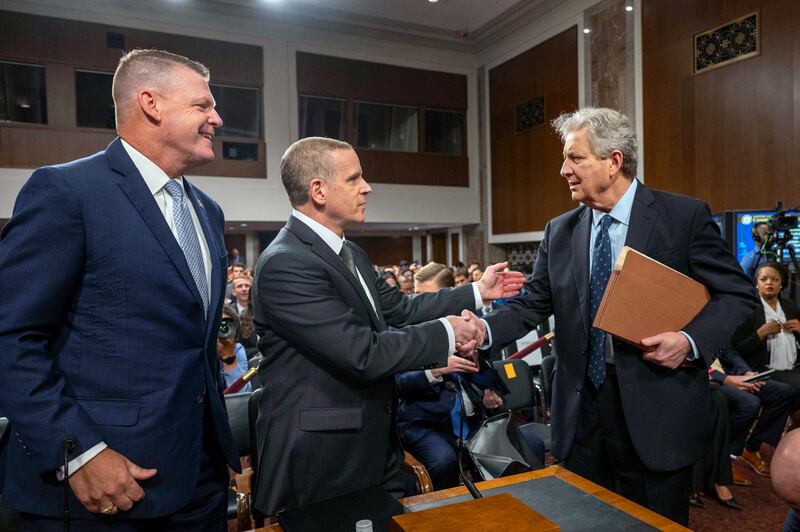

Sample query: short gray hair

[280,137,353,207]
[112,49,210,124]
[551,107,639,179]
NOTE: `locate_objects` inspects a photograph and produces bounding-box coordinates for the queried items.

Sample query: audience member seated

[395,262,544,490]
[453,268,469,287]
[715,346,796,477]
[229,274,258,356]
[731,262,800,394]
[771,429,800,532]
[399,275,414,295]
[381,270,399,287]
[218,307,251,392]
[226,262,246,301]
[471,268,484,283]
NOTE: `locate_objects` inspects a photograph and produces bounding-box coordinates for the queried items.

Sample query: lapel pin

[196,198,204,209]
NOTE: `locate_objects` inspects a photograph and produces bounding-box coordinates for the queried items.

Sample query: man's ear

[308,178,327,206]
[608,150,624,177]
[138,90,161,123]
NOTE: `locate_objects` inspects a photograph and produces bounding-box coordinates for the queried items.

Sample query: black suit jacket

[251,216,476,515]
[730,297,800,372]
[483,182,757,472]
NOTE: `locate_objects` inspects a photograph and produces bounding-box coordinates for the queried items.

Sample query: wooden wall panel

[431,233,447,264]
[348,236,413,266]
[450,233,460,264]
[0,10,262,85]
[489,27,579,234]
[642,0,800,212]
[0,125,265,178]
[356,149,468,187]
[297,52,466,110]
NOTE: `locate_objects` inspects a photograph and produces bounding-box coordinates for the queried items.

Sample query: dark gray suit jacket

[484,183,757,472]
[251,216,475,515]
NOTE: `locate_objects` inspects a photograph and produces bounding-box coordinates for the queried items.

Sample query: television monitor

[733,210,800,268]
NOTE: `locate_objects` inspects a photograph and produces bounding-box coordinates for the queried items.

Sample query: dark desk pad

[405,476,659,531]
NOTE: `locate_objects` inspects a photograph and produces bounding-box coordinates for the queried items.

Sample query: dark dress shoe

[715,494,742,511]
[689,494,706,508]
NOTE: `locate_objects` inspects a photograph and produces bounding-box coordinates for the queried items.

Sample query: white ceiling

[263,0,527,34]
[204,0,551,48]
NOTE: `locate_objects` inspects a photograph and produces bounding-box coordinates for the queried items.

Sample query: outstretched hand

[431,354,479,378]
[475,261,525,301]
[446,310,487,357]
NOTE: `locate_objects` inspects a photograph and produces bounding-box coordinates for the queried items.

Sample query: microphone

[445,380,483,499]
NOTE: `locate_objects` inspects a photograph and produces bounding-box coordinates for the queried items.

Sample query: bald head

[112,49,209,126]
[772,430,800,508]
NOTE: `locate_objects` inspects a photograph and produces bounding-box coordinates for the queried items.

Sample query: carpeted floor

[690,455,790,532]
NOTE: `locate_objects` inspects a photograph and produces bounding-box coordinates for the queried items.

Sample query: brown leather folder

[592,246,710,350]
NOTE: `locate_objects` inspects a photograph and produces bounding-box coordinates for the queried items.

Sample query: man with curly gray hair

[476,107,757,525]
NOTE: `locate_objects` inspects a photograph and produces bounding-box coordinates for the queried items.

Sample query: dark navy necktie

[339,241,359,278]
[588,215,614,388]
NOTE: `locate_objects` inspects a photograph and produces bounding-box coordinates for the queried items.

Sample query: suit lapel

[287,217,383,330]
[624,181,658,254]
[350,246,387,330]
[108,138,206,312]
[571,207,592,338]
[184,178,222,312]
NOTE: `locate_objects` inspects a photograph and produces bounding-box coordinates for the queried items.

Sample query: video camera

[218,317,238,340]
[766,203,799,249]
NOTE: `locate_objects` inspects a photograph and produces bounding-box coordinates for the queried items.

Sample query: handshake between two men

[445,261,526,364]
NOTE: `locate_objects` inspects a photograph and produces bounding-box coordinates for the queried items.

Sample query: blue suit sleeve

[0,168,104,472]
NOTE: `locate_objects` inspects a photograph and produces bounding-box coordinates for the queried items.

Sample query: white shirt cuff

[425,369,442,384]
[471,284,483,309]
[480,318,493,348]
[439,317,456,356]
[57,442,107,480]
[679,331,700,361]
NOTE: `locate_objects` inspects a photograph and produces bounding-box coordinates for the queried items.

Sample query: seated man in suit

[397,262,544,489]
[251,137,524,515]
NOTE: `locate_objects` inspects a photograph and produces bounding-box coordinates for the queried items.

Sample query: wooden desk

[255,466,689,531]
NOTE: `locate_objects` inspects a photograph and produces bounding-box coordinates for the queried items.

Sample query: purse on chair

[465,412,543,481]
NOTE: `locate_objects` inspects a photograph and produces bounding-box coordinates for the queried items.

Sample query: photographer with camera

[218,307,251,393]
[740,222,769,278]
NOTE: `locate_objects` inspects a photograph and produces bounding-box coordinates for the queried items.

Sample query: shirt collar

[291,209,345,254]
[120,138,185,196]
[592,178,637,228]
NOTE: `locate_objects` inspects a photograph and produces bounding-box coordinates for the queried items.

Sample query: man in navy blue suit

[0,49,238,530]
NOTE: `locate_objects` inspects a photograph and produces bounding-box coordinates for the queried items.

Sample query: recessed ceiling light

[240,223,248,227]
[625,5,633,11]
[583,28,591,34]
[428,0,439,3]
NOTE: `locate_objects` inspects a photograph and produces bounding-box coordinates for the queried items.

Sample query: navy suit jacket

[484,183,758,471]
[251,216,476,515]
[0,138,239,518]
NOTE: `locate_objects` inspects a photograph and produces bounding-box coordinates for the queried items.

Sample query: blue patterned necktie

[588,215,614,388]
[164,179,209,315]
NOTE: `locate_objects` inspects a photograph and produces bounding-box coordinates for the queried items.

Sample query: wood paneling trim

[0,124,266,178]
[297,52,467,110]
[431,233,447,264]
[0,10,262,86]
[450,232,460,265]
[348,236,413,266]
[356,149,468,187]
[489,27,579,235]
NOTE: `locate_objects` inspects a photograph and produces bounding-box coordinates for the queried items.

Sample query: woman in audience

[731,262,800,391]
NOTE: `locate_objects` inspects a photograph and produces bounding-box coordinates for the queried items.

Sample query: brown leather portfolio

[592,246,710,350]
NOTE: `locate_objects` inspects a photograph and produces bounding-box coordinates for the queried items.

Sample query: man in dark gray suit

[472,108,757,525]
[251,137,523,515]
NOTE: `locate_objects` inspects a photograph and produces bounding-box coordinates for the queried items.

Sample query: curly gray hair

[552,107,639,179]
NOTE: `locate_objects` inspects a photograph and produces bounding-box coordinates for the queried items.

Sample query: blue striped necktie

[164,179,209,315]
[588,215,614,388]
